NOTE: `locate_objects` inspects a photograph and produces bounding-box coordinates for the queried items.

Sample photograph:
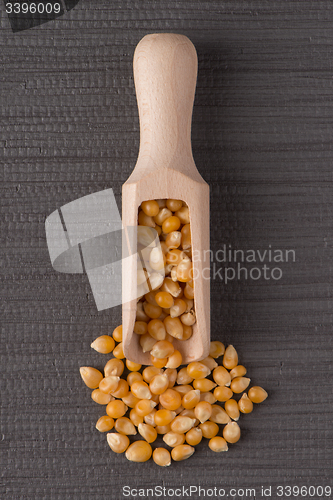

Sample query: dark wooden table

[1,1,332,498]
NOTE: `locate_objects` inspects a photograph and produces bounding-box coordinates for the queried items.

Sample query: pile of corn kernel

[136,199,195,361]
[80,327,268,466]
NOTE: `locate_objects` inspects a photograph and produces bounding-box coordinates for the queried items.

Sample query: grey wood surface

[1,1,332,499]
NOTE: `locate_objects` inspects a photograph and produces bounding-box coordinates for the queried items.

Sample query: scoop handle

[133,33,198,165]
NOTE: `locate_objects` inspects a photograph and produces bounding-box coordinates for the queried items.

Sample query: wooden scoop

[122,33,210,364]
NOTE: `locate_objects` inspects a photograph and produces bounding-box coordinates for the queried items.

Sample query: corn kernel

[199,392,217,405]
[165,350,182,369]
[125,440,152,462]
[209,436,228,452]
[156,424,172,435]
[150,340,175,359]
[169,298,187,318]
[187,362,211,380]
[163,316,184,340]
[223,345,238,370]
[112,325,123,342]
[185,427,202,446]
[164,368,177,388]
[113,342,125,359]
[141,200,160,217]
[177,257,193,283]
[131,380,152,400]
[79,366,104,389]
[194,401,212,423]
[159,389,182,411]
[193,379,217,392]
[212,366,231,387]
[163,431,186,447]
[143,302,162,319]
[139,333,157,353]
[99,375,120,394]
[111,379,129,399]
[238,393,254,414]
[96,415,114,432]
[134,399,157,417]
[213,386,233,402]
[136,302,150,322]
[160,277,182,297]
[209,405,231,424]
[223,422,241,444]
[149,374,169,395]
[180,224,191,249]
[150,355,168,368]
[154,409,176,426]
[153,447,171,467]
[138,423,158,443]
[176,367,194,385]
[149,247,166,271]
[107,433,130,453]
[91,335,115,354]
[209,341,225,358]
[129,408,144,427]
[165,231,182,250]
[133,321,148,335]
[171,416,196,434]
[162,216,181,234]
[127,372,143,386]
[200,356,218,371]
[115,417,137,436]
[147,319,166,341]
[171,444,195,461]
[182,389,200,410]
[174,206,190,224]
[166,199,183,212]
[104,358,124,377]
[144,408,157,427]
[199,421,219,439]
[224,399,240,421]
[165,249,185,266]
[154,208,172,226]
[142,366,162,383]
[229,365,247,380]
[155,291,174,309]
[91,389,114,405]
[184,283,194,299]
[122,392,140,409]
[248,386,268,403]
[182,324,193,340]
[106,400,128,419]
[174,384,193,396]
[230,377,251,394]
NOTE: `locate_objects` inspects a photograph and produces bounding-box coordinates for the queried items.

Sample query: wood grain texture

[122,33,210,364]
[1,1,332,499]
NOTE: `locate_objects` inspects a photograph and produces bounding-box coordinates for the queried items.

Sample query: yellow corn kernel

[104,358,124,377]
[156,199,166,208]
[129,408,144,427]
[154,207,172,226]
[223,421,241,444]
[126,359,142,372]
[165,199,183,212]
[229,365,247,379]
[143,302,162,319]
[155,291,174,309]
[230,377,251,394]
[209,405,231,424]
[179,408,198,422]
[199,421,219,439]
[163,316,184,340]
[91,389,114,405]
[113,342,125,359]
[139,333,157,353]
[138,210,156,228]
[180,311,196,327]
[122,392,140,409]
[182,324,193,340]
[136,302,150,322]
[159,389,182,411]
[114,417,137,436]
[223,345,238,370]
[248,386,268,403]
[199,392,217,405]
[174,206,190,224]
[133,321,148,335]
[149,247,166,271]
[134,399,157,417]
[156,424,172,435]
[112,325,123,342]
[193,379,217,392]
[171,444,195,461]
[79,366,104,389]
[224,399,240,421]
[142,366,162,383]
[180,224,191,250]
[162,215,181,234]
[144,408,157,427]
[177,257,192,283]
[165,249,185,266]
[154,409,176,426]
[165,350,182,369]
[141,200,160,217]
[127,372,143,386]
[147,319,166,341]
[194,401,213,423]
[106,400,128,419]
[209,341,225,358]
[164,368,177,388]
[138,423,158,443]
[165,231,182,250]
[163,431,186,447]
[213,386,233,402]
[125,440,152,462]
[212,366,231,387]
[160,277,182,298]
[99,375,120,394]
[153,447,171,467]
[131,380,152,400]
[150,340,175,359]
[149,374,169,395]
[150,355,168,368]
[96,415,114,432]
[187,362,211,380]
[176,367,194,385]
[184,283,194,299]
[174,385,193,396]
[238,393,254,414]
[111,379,129,399]
[209,436,228,452]
[169,298,187,318]
[91,335,115,354]
[182,389,201,410]
[185,427,202,446]
[200,356,218,371]
[107,432,130,453]
[171,416,196,434]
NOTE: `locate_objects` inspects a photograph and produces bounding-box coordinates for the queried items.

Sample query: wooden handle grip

[133,33,198,163]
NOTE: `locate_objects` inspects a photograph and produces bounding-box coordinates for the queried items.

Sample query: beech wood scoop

[122,33,210,364]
